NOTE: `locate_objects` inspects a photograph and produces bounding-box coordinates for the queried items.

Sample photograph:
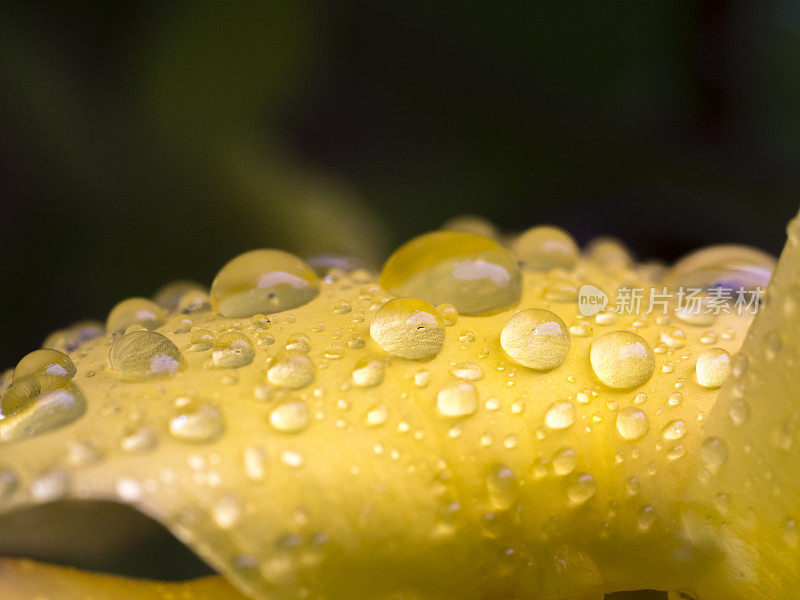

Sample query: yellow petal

[0,223,781,599]
[0,557,249,600]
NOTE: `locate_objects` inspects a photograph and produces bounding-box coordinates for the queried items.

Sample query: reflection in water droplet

[370,298,445,359]
[211,249,319,317]
[379,231,522,315]
[500,309,570,370]
[590,331,654,389]
[695,348,732,389]
[107,330,184,381]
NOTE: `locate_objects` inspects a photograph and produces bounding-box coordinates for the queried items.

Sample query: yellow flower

[0,219,794,599]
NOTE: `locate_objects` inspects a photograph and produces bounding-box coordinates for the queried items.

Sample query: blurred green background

[1,0,798,367]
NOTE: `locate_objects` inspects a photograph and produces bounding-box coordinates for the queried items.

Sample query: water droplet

[637,505,656,533]
[242,445,268,481]
[280,449,304,468]
[536,546,603,600]
[544,400,576,430]
[0,375,86,441]
[269,401,310,433]
[211,332,255,368]
[43,321,105,354]
[700,437,727,474]
[437,383,478,417]
[154,280,207,312]
[616,406,650,441]
[14,349,76,381]
[370,298,445,359]
[441,214,500,240]
[590,331,655,389]
[169,401,224,443]
[190,329,215,351]
[213,494,242,529]
[695,348,732,389]
[551,447,577,475]
[450,363,483,380]
[107,330,184,381]
[176,290,212,314]
[0,468,18,504]
[783,519,799,547]
[31,469,69,502]
[728,399,750,425]
[116,477,143,503]
[511,225,579,271]
[365,405,389,426]
[351,358,385,388]
[567,472,597,507]
[486,464,518,511]
[587,237,633,268]
[332,300,352,314]
[106,297,166,336]
[210,249,319,317]
[414,370,430,387]
[120,426,159,453]
[267,353,315,389]
[661,419,688,440]
[379,231,522,315]
[663,245,775,293]
[660,328,687,349]
[500,308,570,370]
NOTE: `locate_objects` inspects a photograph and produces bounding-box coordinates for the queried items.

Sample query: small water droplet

[512,225,579,271]
[190,329,215,351]
[211,332,255,368]
[107,330,184,381]
[450,362,483,380]
[370,298,445,359]
[169,401,224,443]
[590,331,654,389]
[545,400,577,430]
[213,494,242,529]
[486,464,518,511]
[700,436,727,474]
[616,406,650,441]
[210,249,319,317]
[728,398,750,425]
[106,297,166,336]
[437,383,478,417]
[695,348,732,389]
[551,447,577,475]
[637,505,656,533]
[567,472,597,507]
[267,353,315,389]
[500,309,570,371]
[437,303,459,326]
[31,469,69,502]
[269,401,310,433]
[285,333,311,353]
[351,358,385,388]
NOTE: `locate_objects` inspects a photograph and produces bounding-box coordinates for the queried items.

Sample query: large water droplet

[42,321,104,353]
[370,298,445,359]
[437,383,479,417]
[267,353,315,389]
[211,332,255,368]
[0,375,86,441]
[695,348,732,389]
[107,330,184,381]
[486,464,518,511]
[379,231,522,315]
[169,400,224,443]
[500,308,570,370]
[615,406,650,441]
[106,298,166,336]
[663,244,775,293]
[14,349,76,381]
[590,331,655,389]
[269,401,310,433]
[511,225,579,271]
[210,249,319,317]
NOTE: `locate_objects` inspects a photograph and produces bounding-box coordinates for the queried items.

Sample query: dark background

[1,1,799,368]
